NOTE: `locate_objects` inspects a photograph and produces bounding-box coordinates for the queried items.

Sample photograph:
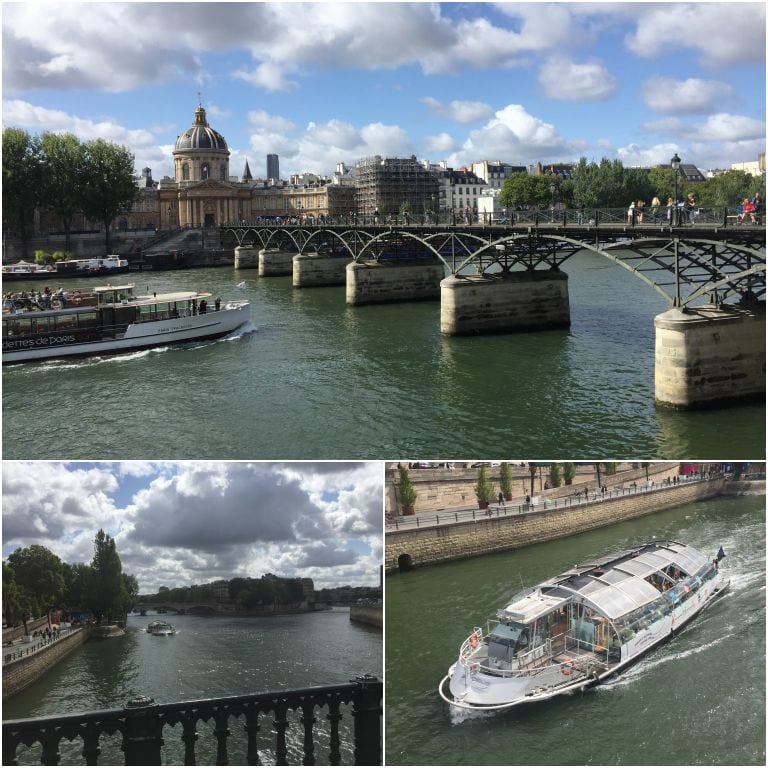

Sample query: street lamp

[549,182,556,212]
[670,153,681,226]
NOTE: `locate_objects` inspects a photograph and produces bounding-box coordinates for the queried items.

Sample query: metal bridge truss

[221,225,766,309]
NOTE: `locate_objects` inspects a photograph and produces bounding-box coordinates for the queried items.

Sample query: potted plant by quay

[398,465,417,515]
[475,465,493,509]
[499,462,513,501]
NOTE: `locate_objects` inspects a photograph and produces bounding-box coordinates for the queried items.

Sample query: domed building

[159,103,257,229]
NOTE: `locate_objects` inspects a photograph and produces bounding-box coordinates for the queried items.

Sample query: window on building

[220,164,226,180]
[182,163,190,181]
[201,163,210,180]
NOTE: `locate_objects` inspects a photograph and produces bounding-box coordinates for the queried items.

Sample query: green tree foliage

[2,128,43,259]
[2,562,26,629]
[549,464,563,488]
[6,544,65,614]
[39,132,87,253]
[499,462,513,496]
[397,465,417,509]
[80,139,138,252]
[603,462,618,475]
[62,562,93,610]
[87,529,129,623]
[475,465,493,503]
[695,170,764,206]
[500,172,562,209]
[562,462,576,485]
[571,157,652,208]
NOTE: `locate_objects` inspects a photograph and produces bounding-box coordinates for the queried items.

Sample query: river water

[4,609,381,766]
[2,253,764,460]
[385,495,765,765]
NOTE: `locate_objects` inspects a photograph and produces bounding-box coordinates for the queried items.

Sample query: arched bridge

[221,209,765,308]
[134,602,226,615]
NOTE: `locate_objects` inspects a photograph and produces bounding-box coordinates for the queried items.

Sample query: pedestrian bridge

[220,209,765,409]
[221,208,765,309]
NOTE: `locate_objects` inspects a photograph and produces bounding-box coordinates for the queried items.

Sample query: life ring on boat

[560,658,574,676]
[469,633,479,649]
[72,297,81,305]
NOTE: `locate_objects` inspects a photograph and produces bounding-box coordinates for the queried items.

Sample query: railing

[2,676,382,766]
[222,206,763,230]
[3,627,82,665]
[386,473,723,531]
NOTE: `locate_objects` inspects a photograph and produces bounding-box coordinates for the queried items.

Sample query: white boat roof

[505,541,711,621]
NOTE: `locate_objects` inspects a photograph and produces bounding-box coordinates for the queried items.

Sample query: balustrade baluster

[243,705,260,766]
[3,735,19,766]
[180,715,198,765]
[40,731,61,766]
[300,702,316,765]
[81,725,101,765]
[121,697,163,766]
[326,699,343,766]
[213,711,231,766]
[273,702,290,765]
[352,676,381,766]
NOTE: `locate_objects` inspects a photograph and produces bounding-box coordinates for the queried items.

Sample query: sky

[2,2,765,182]
[2,461,383,593]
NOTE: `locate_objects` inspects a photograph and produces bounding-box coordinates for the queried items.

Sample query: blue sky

[2,3,765,181]
[2,462,382,592]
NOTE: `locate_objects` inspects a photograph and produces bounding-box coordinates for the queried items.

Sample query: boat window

[4,318,31,337]
[488,622,530,662]
[55,314,78,331]
[77,312,99,328]
[31,317,51,334]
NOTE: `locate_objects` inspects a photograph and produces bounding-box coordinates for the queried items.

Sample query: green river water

[2,253,764,460]
[385,495,765,765]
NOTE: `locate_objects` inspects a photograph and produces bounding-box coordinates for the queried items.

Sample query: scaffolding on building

[353,156,440,216]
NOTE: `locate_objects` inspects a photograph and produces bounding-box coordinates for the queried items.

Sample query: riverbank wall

[385,477,725,572]
[386,462,678,516]
[2,627,91,700]
[350,605,382,629]
[721,479,766,495]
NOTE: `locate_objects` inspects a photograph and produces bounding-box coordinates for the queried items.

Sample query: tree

[2,128,43,259]
[549,464,563,488]
[500,172,559,209]
[397,465,417,514]
[475,465,493,506]
[62,562,93,611]
[86,529,129,624]
[3,562,26,630]
[563,462,576,485]
[499,462,513,499]
[80,139,137,253]
[6,544,65,616]
[40,132,87,253]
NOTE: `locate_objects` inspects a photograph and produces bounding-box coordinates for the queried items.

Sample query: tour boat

[439,540,729,710]
[2,283,250,363]
[2,255,129,281]
[147,621,177,636]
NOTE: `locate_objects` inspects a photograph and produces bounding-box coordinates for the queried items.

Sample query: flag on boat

[236,280,247,288]
[716,546,726,562]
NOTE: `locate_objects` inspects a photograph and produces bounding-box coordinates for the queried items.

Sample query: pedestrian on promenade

[498,491,505,507]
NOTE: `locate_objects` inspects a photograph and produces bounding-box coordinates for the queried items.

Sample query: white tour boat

[2,255,129,281]
[147,621,177,636]
[2,283,250,363]
[439,540,729,710]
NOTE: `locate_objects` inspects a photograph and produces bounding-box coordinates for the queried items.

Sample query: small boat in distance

[439,540,729,710]
[2,255,129,281]
[147,621,177,636]
[2,283,250,363]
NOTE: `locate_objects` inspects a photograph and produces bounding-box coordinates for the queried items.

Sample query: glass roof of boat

[538,542,711,619]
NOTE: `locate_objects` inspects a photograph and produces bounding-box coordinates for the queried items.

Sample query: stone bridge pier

[346,258,445,305]
[654,305,765,408]
[440,270,571,334]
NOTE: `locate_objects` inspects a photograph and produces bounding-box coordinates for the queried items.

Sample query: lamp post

[549,182,556,221]
[670,152,681,226]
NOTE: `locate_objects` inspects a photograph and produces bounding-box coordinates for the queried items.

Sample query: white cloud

[421,97,494,124]
[538,57,616,101]
[424,132,457,154]
[625,4,766,67]
[643,77,733,115]
[692,113,765,142]
[3,463,383,593]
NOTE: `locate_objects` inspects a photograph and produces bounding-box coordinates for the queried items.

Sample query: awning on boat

[499,592,570,623]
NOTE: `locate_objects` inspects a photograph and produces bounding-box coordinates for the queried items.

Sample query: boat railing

[564,634,611,663]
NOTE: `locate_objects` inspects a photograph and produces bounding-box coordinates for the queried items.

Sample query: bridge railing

[2,676,382,766]
[222,206,761,230]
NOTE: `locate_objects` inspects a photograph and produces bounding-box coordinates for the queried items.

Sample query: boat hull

[3,302,250,363]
